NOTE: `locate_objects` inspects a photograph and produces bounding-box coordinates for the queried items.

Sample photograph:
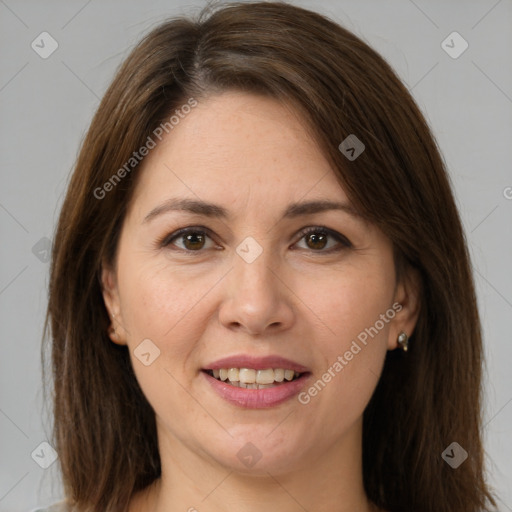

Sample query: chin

[207,427,311,476]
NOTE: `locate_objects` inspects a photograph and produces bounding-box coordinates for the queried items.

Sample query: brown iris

[305,231,328,250]
[183,232,206,250]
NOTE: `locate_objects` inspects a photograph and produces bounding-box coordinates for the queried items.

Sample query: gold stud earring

[397,331,409,352]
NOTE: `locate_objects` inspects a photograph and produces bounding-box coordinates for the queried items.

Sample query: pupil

[184,233,204,250]
[307,232,327,250]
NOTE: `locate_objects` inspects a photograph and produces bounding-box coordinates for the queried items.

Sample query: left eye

[294,227,351,252]
[161,228,216,251]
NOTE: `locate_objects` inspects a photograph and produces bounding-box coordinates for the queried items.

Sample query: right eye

[160,227,219,252]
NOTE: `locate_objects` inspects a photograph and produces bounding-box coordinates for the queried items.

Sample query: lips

[202,354,311,408]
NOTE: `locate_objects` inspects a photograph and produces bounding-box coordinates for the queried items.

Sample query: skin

[102,91,420,512]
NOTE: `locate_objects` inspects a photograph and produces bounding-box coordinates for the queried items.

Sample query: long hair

[44,2,496,510]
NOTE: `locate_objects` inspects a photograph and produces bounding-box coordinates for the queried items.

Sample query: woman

[40,1,497,511]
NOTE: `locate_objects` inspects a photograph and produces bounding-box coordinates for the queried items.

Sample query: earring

[397,331,409,352]
[109,313,118,339]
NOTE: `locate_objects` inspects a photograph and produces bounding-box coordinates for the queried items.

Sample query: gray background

[0,0,511,510]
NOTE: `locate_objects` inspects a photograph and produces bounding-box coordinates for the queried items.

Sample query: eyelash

[158,225,352,254]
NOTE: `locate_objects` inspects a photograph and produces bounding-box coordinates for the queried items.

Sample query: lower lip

[202,371,311,409]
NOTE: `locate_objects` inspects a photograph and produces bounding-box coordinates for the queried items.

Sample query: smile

[202,369,310,408]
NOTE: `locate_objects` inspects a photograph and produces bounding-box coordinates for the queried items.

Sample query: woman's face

[102,91,418,476]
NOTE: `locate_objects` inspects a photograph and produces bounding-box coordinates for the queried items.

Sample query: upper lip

[203,354,310,373]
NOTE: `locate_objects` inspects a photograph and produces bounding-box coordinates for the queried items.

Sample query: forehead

[129,91,348,215]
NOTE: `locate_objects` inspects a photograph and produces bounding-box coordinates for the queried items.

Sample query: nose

[218,248,295,336]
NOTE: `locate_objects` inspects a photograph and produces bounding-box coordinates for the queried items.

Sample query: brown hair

[44,2,496,511]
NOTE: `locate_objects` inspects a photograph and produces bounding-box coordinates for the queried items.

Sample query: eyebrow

[142,197,361,224]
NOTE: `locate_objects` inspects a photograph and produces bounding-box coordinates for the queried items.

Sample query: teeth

[274,368,285,382]
[256,369,274,384]
[208,367,302,386]
[227,368,239,381]
[284,369,295,381]
[239,368,256,384]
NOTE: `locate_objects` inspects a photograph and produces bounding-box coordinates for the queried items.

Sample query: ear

[101,262,128,346]
[387,265,421,350]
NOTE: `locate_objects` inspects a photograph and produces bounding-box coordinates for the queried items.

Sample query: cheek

[303,260,394,350]
[116,254,229,383]
[118,257,208,340]
[295,262,393,424]
[115,259,215,419]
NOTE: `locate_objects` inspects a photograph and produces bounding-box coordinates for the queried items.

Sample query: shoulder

[30,501,69,512]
